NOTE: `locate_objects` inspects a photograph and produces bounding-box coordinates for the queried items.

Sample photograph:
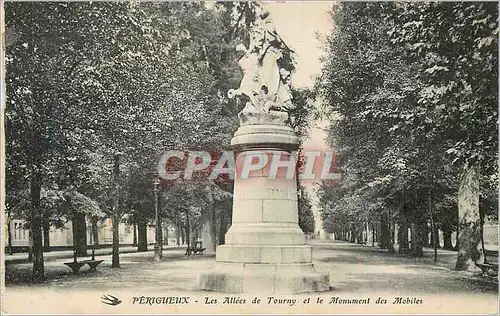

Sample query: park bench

[64,249,104,274]
[475,249,498,277]
[185,241,206,256]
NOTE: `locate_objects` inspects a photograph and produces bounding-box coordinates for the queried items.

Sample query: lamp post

[153,177,162,261]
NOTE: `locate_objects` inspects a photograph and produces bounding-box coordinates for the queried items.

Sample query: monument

[198,8,330,293]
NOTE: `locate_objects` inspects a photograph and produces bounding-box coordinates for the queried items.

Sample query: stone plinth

[198,111,330,293]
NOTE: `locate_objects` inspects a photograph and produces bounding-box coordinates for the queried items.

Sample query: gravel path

[5,239,497,294]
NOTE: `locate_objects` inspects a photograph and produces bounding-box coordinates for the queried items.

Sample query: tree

[316,2,427,254]
[316,2,497,264]
[298,185,315,234]
[4,1,240,279]
[387,2,498,270]
[5,1,160,280]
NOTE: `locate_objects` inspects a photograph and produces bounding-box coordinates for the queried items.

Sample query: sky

[265,1,333,149]
[266,2,335,236]
[265,1,333,89]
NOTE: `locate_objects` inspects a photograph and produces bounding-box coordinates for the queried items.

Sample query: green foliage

[4,1,328,279]
[4,2,247,278]
[298,186,315,234]
[5,2,241,223]
[388,2,498,172]
[316,2,498,247]
[290,87,315,139]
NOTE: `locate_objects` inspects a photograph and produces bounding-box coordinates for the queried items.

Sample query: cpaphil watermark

[156,150,341,184]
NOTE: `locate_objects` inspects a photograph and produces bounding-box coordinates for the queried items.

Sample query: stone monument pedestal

[198,111,330,293]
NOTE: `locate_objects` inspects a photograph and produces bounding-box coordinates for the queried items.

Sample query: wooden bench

[192,247,206,255]
[64,261,87,274]
[64,250,104,274]
[475,249,498,276]
[476,262,498,276]
[185,241,206,256]
[83,259,104,271]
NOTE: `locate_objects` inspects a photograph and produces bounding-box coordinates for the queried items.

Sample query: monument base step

[198,262,330,293]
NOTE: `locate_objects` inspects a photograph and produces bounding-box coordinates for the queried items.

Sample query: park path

[312,240,497,295]
[4,239,498,315]
[5,239,497,295]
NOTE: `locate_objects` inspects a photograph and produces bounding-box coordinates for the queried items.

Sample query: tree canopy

[317,2,497,266]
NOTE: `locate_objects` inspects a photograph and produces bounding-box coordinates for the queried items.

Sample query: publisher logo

[101,294,122,306]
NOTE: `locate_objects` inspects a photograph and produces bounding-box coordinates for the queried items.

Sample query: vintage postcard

[1,1,498,315]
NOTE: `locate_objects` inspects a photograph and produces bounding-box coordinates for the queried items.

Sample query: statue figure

[228,8,295,113]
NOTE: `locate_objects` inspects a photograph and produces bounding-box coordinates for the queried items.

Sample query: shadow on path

[310,240,498,295]
[5,249,215,291]
[4,239,498,296]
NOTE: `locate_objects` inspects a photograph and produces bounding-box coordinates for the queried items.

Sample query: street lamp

[152,177,162,261]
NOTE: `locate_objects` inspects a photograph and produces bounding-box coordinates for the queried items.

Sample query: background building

[5,218,180,252]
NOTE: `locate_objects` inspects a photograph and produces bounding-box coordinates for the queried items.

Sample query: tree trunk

[428,188,437,262]
[7,212,13,255]
[91,217,99,246]
[186,208,191,249]
[227,206,233,229]
[163,204,169,246]
[218,209,228,245]
[28,230,33,262]
[398,222,410,254]
[132,222,137,247]
[443,229,453,250]
[433,228,440,249]
[165,221,169,246]
[350,225,356,243]
[1,105,8,255]
[212,203,217,249]
[30,171,45,282]
[112,211,120,267]
[356,225,364,244]
[423,222,430,247]
[410,219,424,257]
[455,164,483,271]
[371,223,375,247]
[430,226,441,248]
[157,216,163,250]
[72,212,87,256]
[176,218,180,247]
[388,211,395,253]
[137,219,148,252]
[201,202,217,252]
[399,190,409,254]
[112,154,120,268]
[42,218,50,252]
[181,227,185,245]
[379,214,390,249]
[364,222,369,244]
[157,192,163,250]
[479,201,485,262]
